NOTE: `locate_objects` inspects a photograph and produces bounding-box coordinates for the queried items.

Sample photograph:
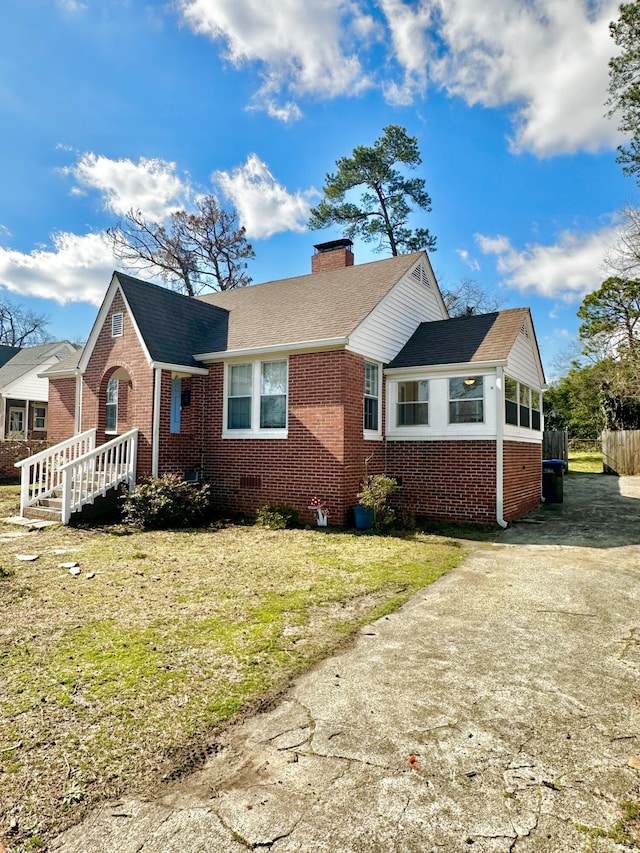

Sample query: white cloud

[64,153,193,221]
[213,154,319,239]
[177,0,375,117]
[178,0,621,154]
[386,0,621,155]
[456,248,480,272]
[475,223,619,302]
[0,232,116,306]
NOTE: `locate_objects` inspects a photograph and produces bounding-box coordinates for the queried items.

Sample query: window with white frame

[105,378,118,433]
[226,359,288,434]
[397,380,429,426]
[364,361,380,432]
[449,376,484,424]
[33,405,47,431]
[504,376,541,431]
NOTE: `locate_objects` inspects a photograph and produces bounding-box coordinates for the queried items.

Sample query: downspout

[495,367,508,528]
[75,373,83,434]
[152,367,161,477]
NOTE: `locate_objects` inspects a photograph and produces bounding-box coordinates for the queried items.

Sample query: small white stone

[16,554,39,561]
[69,567,81,577]
[86,572,96,580]
[59,562,79,569]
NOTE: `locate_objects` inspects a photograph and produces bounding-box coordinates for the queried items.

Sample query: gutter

[194,336,348,362]
[495,366,508,528]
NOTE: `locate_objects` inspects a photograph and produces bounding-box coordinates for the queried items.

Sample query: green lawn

[568,451,603,474]
[0,503,473,852]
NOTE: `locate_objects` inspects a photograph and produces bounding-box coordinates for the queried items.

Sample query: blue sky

[0,0,636,379]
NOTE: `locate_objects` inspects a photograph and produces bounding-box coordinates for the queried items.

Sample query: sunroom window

[449,376,484,424]
[504,376,541,431]
[505,376,518,425]
[397,380,429,426]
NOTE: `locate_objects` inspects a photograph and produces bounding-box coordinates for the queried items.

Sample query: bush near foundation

[121,474,210,529]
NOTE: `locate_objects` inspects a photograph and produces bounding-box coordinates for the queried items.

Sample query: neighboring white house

[0,341,78,440]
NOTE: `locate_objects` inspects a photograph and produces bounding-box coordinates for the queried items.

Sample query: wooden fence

[602,430,640,475]
[542,430,568,465]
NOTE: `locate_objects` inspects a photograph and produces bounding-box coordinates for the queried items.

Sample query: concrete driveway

[51,473,640,852]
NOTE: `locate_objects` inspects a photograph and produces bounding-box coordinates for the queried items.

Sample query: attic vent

[410,264,431,288]
[111,312,124,338]
[520,322,529,339]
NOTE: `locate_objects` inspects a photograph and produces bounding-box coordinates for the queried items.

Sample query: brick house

[39,241,545,526]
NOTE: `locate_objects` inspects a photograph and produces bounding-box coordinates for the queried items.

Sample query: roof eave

[195,336,349,362]
[385,359,508,375]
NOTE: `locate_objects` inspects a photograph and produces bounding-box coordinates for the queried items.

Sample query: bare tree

[440,278,506,317]
[604,205,640,280]
[0,300,52,346]
[108,196,255,297]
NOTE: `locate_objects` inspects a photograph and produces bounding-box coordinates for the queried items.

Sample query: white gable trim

[79,274,152,373]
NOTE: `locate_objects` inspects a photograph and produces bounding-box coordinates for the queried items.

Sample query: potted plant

[356,474,397,531]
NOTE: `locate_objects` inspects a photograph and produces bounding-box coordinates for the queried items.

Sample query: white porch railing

[15,428,139,524]
[15,428,97,516]
[59,429,139,524]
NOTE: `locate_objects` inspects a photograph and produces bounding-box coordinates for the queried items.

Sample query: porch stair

[15,428,139,524]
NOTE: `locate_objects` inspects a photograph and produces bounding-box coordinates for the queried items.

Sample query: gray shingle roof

[0,344,20,368]
[40,347,84,377]
[196,252,425,352]
[0,342,77,388]
[115,273,229,367]
[387,309,533,369]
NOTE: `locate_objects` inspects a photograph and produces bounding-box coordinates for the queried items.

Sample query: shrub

[255,503,299,530]
[121,474,211,529]
[358,474,397,532]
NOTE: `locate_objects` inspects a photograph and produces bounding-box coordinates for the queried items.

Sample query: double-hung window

[34,406,47,431]
[449,376,484,424]
[364,361,380,433]
[228,364,253,430]
[226,359,288,435]
[397,380,429,426]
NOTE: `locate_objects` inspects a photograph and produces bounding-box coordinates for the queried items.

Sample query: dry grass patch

[0,515,467,851]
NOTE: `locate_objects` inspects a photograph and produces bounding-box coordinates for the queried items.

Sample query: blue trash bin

[542,459,565,503]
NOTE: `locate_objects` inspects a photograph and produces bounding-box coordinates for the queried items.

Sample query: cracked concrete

[50,474,640,852]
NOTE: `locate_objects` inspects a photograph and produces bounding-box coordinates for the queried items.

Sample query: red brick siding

[0,440,50,479]
[80,291,155,478]
[503,440,541,520]
[386,440,497,524]
[48,378,77,443]
[200,351,378,524]
[311,248,354,274]
[158,374,203,475]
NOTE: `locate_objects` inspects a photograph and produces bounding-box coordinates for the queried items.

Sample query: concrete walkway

[51,474,640,852]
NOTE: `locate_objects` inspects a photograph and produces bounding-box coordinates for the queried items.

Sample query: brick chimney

[311,239,354,273]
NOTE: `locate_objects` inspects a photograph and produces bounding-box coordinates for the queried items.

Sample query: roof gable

[116,273,229,367]
[79,272,230,373]
[388,309,545,382]
[197,252,426,353]
[0,342,77,389]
